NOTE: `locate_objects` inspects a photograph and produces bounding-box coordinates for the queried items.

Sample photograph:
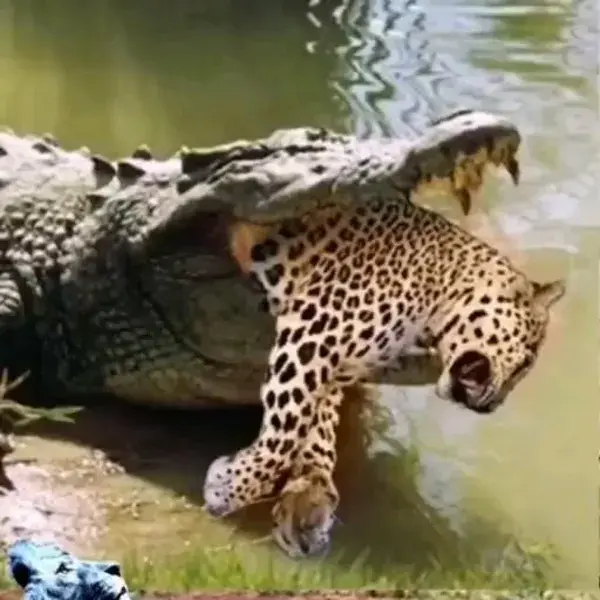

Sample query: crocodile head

[402,108,521,214]
[163,108,521,227]
[142,109,521,279]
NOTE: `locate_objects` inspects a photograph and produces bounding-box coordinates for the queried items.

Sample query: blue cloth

[7,540,131,600]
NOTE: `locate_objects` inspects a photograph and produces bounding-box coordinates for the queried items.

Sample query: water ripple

[305,0,598,542]
[309,0,598,231]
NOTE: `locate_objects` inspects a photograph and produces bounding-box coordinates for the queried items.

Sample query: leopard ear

[532,279,565,309]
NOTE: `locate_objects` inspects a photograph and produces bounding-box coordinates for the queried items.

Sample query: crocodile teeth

[455,188,472,215]
[505,155,520,185]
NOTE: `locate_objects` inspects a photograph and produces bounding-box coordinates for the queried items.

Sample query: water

[0,0,597,588]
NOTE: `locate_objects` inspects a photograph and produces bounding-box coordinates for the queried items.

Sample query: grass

[0,557,556,593]
[0,370,82,433]
[114,539,561,593]
[0,560,9,589]
[0,534,563,593]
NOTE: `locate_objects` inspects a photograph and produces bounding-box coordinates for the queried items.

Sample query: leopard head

[434,277,565,414]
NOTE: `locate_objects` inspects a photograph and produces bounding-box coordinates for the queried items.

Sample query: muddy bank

[0,436,120,555]
[0,386,390,561]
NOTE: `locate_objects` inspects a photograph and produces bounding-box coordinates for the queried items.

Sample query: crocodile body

[0,131,271,405]
[0,110,521,407]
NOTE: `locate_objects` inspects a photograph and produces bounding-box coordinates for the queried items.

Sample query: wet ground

[0,444,109,554]
[0,386,437,561]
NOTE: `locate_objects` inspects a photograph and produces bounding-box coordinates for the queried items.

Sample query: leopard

[203,189,565,559]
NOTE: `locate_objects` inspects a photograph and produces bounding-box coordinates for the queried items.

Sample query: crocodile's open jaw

[410,144,520,214]
[406,109,521,214]
[156,109,524,228]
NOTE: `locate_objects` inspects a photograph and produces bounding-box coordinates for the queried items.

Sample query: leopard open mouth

[449,380,503,413]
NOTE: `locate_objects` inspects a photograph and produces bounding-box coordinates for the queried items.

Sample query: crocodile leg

[0,273,24,327]
[0,273,26,456]
[0,272,27,379]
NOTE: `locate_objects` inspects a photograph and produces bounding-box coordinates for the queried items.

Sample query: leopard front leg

[271,385,343,558]
[203,318,330,517]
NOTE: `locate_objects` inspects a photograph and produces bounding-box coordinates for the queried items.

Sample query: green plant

[0,370,82,435]
[118,537,559,593]
[0,557,9,589]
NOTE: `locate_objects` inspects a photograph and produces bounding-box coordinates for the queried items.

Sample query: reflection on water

[0,0,597,588]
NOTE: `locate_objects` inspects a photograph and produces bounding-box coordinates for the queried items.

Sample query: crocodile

[0,109,564,557]
[0,109,521,405]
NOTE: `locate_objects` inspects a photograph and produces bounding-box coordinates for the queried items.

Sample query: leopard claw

[271,474,338,559]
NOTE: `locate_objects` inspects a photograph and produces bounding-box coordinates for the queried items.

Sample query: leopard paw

[203,454,237,517]
[271,473,339,559]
